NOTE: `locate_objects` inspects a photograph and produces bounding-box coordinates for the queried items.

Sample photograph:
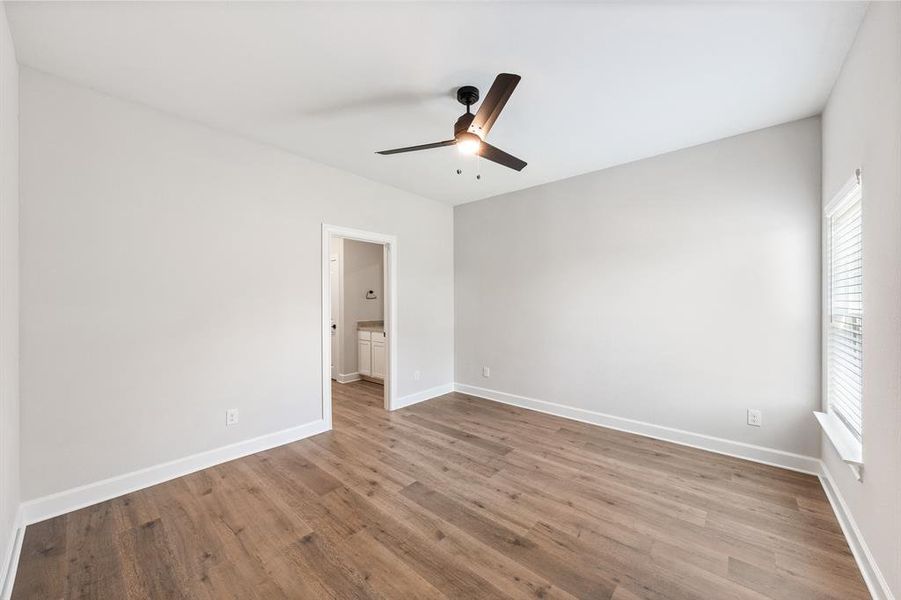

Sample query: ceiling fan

[376,73,527,172]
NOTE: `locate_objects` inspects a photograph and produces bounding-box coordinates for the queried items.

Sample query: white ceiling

[7,1,866,205]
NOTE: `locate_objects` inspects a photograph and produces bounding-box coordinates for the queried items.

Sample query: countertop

[357,320,384,333]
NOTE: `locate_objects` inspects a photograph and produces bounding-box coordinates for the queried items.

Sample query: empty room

[0,1,899,598]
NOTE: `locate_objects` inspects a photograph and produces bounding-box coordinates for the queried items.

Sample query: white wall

[821,3,901,597]
[340,239,383,375]
[19,68,454,501]
[455,117,822,458]
[0,0,19,586]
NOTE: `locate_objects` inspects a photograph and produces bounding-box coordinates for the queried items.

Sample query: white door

[330,254,339,380]
[358,339,372,376]
[371,334,386,379]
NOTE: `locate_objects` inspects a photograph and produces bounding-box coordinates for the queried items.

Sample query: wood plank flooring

[12,381,869,599]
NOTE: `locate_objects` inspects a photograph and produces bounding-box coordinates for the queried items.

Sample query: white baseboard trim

[0,507,24,600]
[336,372,361,384]
[453,383,821,475]
[819,463,894,600]
[392,383,454,410]
[21,418,330,526]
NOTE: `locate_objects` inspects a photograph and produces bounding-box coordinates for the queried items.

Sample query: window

[825,170,862,442]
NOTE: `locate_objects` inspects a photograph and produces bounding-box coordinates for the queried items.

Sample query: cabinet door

[371,337,386,379]
[358,340,371,376]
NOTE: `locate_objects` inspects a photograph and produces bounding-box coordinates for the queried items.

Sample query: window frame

[818,169,863,476]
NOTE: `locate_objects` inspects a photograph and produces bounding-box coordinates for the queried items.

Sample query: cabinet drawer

[357,330,371,341]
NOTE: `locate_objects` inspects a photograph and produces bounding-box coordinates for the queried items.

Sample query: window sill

[814,411,863,481]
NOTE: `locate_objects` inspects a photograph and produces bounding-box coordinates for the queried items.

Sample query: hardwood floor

[12,381,868,599]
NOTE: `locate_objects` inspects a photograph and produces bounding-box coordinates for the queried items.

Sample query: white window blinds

[825,171,862,441]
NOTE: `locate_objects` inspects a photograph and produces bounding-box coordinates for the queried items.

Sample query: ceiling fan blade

[478,142,527,171]
[469,73,521,137]
[376,139,455,155]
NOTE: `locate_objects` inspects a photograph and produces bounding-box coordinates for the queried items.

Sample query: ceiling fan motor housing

[454,113,476,138]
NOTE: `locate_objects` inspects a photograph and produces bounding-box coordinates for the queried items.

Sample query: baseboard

[453,383,821,475]
[21,418,330,526]
[0,506,24,600]
[393,383,454,410]
[336,372,360,384]
[819,463,894,600]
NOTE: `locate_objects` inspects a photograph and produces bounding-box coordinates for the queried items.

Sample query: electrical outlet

[413,370,421,381]
[482,366,490,378]
[747,409,762,427]
[226,408,239,426]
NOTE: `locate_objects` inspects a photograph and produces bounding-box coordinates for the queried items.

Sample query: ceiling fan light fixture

[456,132,482,155]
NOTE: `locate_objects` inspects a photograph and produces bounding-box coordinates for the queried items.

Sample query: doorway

[321,225,397,427]
[329,236,385,385]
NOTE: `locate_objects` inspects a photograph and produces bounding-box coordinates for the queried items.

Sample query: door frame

[321,224,398,426]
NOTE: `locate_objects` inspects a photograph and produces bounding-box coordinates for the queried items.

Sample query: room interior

[330,236,387,388]
[0,1,899,599]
